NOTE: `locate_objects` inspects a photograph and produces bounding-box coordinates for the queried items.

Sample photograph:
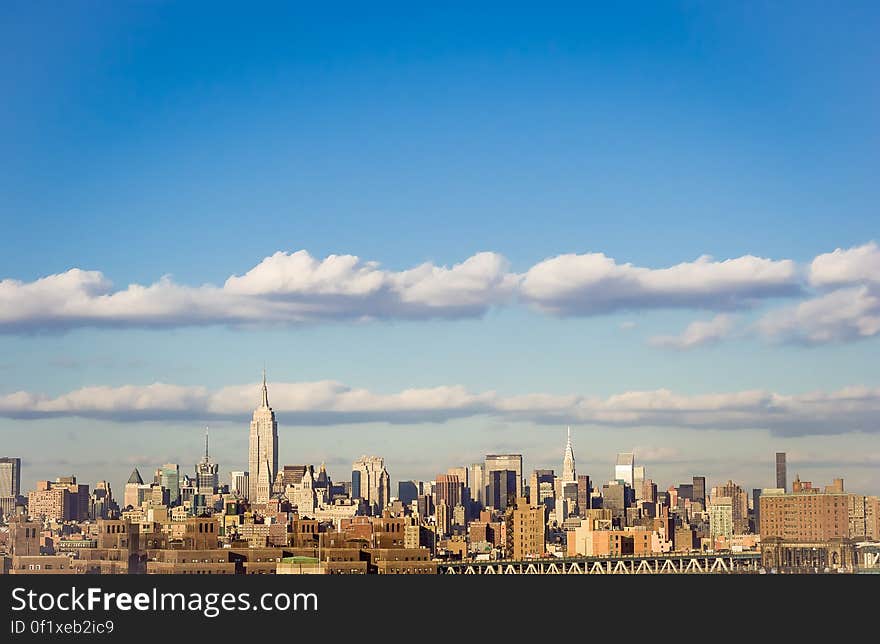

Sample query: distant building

[0,456,21,497]
[28,476,89,522]
[469,463,485,507]
[530,469,555,508]
[398,480,420,505]
[510,497,545,559]
[248,370,278,504]
[711,480,749,534]
[485,454,522,498]
[577,475,591,517]
[196,430,219,494]
[693,476,707,506]
[159,464,181,506]
[776,452,787,492]
[759,478,849,541]
[434,474,463,511]
[352,456,390,513]
[561,427,576,483]
[486,469,517,512]
[709,497,734,543]
[123,468,145,509]
[230,471,249,497]
[615,452,634,487]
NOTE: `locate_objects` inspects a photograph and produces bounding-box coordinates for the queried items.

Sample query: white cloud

[809,241,880,288]
[2,380,879,437]
[519,252,800,316]
[0,251,515,332]
[756,285,880,344]
[4,244,880,346]
[649,314,737,350]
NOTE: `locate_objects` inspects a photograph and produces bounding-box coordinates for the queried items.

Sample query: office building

[398,480,420,505]
[352,455,390,512]
[693,476,707,506]
[159,464,181,506]
[577,475,591,517]
[776,452,787,492]
[615,452,634,487]
[230,471,249,497]
[196,430,219,494]
[0,457,21,498]
[485,454,523,498]
[248,370,278,504]
[486,469,517,511]
[435,474,463,510]
[470,463,485,506]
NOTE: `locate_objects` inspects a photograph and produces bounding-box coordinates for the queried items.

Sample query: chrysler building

[562,426,576,483]
[248,370,278,504]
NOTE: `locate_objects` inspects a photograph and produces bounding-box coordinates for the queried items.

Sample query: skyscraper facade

[0,457,21,498]
[615,452,634,487]
[469,463,485,506]
[196,430,219,494]
[230,471,249,497]
[693,476,707,507]
[562,427,576,483]
[485,454,522,498]
[352,455,390,512]
[776,452,787,492]
[248,371,278,504]
[159,464,181,506]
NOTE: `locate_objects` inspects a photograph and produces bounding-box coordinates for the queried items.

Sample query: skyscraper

[693,476,707,507]
[352,455,390,512]
[0,457,21,498]
[248,370,278,504]
[435,474,463,510]
[123,467,145,509]
[562,427,576,483]
[486,469,517,511]
[159,464,181,506]
[485,454,523,498]
[615,452,634,487]
[230,471,249,497]
[196,429,219,493]
[776,452,787,492]
[469,463,485,506]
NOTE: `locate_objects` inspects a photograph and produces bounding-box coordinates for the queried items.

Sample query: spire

[261,368,270,407]
[205,427,210,460]
[563,426,576,482]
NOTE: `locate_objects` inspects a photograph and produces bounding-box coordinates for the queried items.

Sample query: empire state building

[248,370,278,504]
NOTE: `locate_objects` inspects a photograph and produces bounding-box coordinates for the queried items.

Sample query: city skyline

[4,376,876,503]
[2,4,879,496]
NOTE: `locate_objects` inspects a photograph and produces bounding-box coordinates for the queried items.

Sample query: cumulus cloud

[756,285,880,344]
[2,380,879,437]
[0,247,804,333]
[520,252,800,315]
[0,251,516,332]
[755,242,880,344]
[649,314,737,350]
[3,243,879,345]
[809,241,880,288]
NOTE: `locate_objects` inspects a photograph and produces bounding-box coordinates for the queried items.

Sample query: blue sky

[1,2,879,497]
